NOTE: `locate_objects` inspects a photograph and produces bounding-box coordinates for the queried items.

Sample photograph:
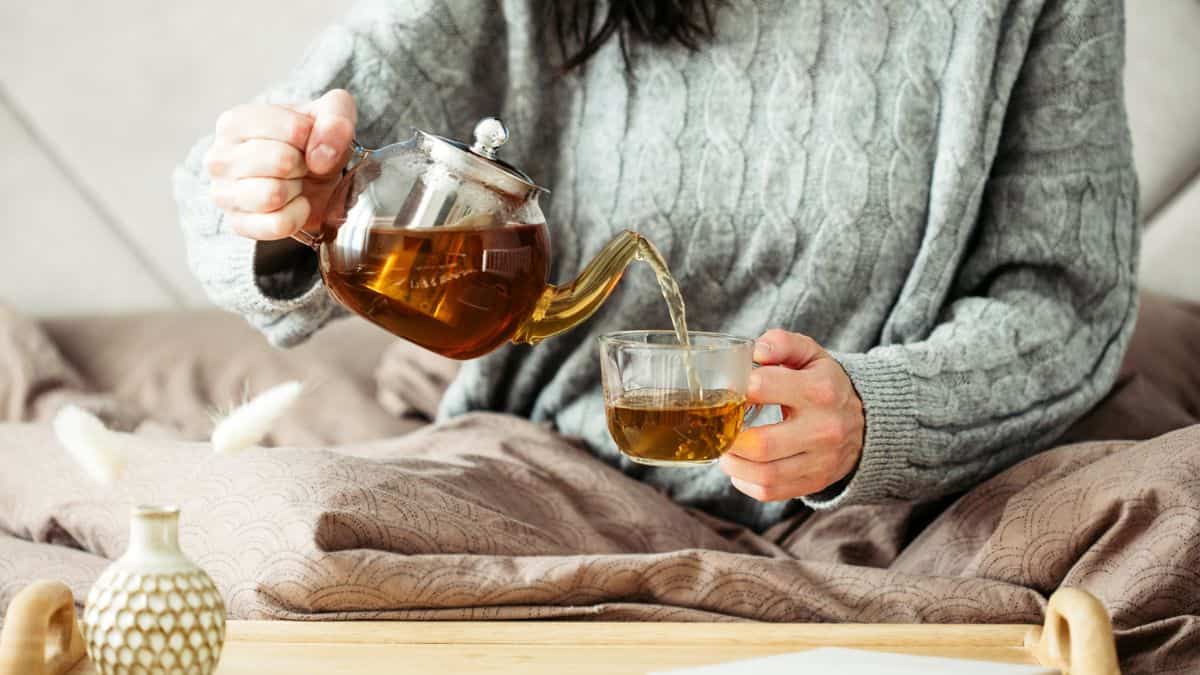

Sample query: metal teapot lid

[419,117,546,199]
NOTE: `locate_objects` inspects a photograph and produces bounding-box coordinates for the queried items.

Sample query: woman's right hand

[204,89,357,241]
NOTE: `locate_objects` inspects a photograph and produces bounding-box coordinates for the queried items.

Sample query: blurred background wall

[1,1,1197,317]
[0,1,342,314]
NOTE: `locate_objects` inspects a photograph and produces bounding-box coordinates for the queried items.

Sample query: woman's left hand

[719,329,865,502]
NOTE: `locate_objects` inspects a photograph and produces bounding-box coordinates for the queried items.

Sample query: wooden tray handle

[1027,587,1121,674]
[0,580,87,675]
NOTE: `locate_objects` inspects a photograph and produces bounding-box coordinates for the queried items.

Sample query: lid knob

[470,117,508,160]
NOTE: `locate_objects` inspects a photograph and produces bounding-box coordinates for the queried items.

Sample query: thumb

[753,329,827,369]
[300,89,357,176]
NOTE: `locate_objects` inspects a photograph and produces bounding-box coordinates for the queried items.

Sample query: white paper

[650,647,1058,675]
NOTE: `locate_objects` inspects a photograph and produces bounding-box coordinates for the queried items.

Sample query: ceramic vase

[82,505,225,675]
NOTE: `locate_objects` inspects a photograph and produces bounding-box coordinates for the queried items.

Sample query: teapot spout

[513,230,643,344]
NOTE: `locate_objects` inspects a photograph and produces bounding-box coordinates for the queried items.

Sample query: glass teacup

[598,331,761,466]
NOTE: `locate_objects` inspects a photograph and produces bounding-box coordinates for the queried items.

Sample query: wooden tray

[0,582,1120,674]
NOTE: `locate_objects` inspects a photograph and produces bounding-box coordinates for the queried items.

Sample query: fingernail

[754,340,771,359]
[311,144,336,167]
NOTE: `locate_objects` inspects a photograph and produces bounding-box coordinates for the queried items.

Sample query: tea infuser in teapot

[292,117,651,360]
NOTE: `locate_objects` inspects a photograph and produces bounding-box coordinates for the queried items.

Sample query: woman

[176,0,1138,530]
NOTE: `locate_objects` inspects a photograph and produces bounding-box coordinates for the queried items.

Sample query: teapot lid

[419,117,546,199]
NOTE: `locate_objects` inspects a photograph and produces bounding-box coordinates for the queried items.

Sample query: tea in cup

[598,331,761,466]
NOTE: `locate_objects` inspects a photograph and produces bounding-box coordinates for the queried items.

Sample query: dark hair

[551,0,722,72]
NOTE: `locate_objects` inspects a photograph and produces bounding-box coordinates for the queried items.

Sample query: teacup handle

[743,402,763,427]
[289,138,372,251]
[743,362,766,426]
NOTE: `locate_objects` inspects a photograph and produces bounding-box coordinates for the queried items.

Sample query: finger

[754,329,826,369]
[299,89,357,176]
[202,142,233,178]
[726,419,803,462]
[226,195,311,240]
[789,361,855,408]
[715,437,811,482]
[221,139,306,179]
[215,104,314,150]
[211,178,303,213]
[746,365,806,407]
[729,406,858,455]
[728,475,828,503]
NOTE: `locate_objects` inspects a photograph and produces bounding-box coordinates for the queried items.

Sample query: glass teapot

[293,117,645,360]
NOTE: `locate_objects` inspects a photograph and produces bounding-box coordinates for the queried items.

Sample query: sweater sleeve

[172,1,502,347]
[804,0,1139,509]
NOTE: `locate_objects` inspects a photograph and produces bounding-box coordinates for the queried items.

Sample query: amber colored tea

[606,388,747,465]
[321,222,550,359]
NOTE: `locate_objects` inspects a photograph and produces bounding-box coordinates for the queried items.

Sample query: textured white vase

[82,505,225,675]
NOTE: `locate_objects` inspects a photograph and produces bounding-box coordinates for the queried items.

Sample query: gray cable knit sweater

[174,0,1138,530]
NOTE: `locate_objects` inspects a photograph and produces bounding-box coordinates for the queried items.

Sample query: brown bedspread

[1,303,1197,674]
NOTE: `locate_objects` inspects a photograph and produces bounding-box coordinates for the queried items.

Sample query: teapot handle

[289,138,372,251]
[290,228,322,250]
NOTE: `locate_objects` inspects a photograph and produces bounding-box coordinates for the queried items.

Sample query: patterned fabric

[173,0,1140,528]
[2,420,1198,673]
[0,306,1196,673]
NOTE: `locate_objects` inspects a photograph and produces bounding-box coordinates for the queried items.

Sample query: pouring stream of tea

[633,237,703,397]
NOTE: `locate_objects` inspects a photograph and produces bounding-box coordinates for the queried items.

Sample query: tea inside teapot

[322,216,551,359]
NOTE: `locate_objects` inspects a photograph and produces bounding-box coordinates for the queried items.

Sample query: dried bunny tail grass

[53,405,129,485]
[211,381,303,455]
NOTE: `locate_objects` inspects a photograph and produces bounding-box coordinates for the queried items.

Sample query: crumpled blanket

[0,304,1197,674]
